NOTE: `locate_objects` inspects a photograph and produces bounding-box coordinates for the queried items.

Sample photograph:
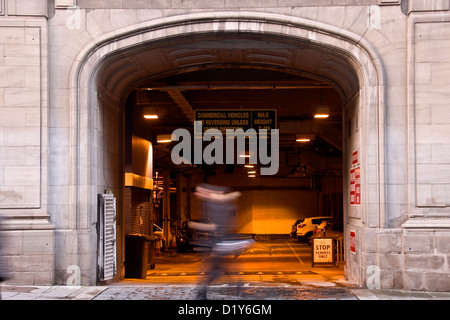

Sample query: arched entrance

[70,12,385,286]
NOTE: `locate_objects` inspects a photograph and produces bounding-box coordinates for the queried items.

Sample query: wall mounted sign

[352,150,358,165]
[311,237,335,267]
[350,230,356,254]
[195,109,277,134]
[350,149,361,205]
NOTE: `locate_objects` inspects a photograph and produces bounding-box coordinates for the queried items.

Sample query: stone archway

[69,12,385,286]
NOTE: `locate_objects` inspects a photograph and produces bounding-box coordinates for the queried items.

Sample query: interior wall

[344,93,365,285]
[204,167,342,235]
[346,96,362,222]
[237,189,319,234]
[94,97,125,283]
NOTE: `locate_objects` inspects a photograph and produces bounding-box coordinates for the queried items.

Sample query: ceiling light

[248,175,256,178]
[244,165,254,168]
[314,106,329,119]
[296,134,315,142]
[247,171,256,174]
[143,107,158,119]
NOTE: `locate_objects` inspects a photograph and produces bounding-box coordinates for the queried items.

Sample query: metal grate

[98,193,117,281]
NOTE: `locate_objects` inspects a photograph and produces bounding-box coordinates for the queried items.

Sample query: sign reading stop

[311,238,334,267]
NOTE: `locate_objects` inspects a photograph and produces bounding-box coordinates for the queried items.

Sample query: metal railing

[335,236,345,266]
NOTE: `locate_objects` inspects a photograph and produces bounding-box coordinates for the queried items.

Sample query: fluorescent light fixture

[247,171,256,174]
[156,134,172,143]
[248,175,256,178]
[143,107,158,119]
[244,165,254,168]
[296,134,315,142]
[314,106,329,119]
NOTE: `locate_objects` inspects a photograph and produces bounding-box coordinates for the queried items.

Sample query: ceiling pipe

[139,84,332,91]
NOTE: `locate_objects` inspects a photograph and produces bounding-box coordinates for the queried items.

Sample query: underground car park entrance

[3,1,450,294]
[71,13,384,288]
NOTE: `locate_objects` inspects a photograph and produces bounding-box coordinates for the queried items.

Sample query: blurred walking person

[194,184,254,300]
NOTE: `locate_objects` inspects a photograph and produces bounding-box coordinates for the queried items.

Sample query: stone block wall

[403,229,450,291]
[0,0,54,285]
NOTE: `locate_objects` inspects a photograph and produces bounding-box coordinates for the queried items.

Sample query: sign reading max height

[195,109,277,133]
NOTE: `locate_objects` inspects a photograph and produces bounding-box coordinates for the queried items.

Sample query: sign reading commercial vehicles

[195,109,277,133]
[311,238,334,267]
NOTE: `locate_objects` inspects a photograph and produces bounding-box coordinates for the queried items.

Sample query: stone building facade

[0,0,449,291]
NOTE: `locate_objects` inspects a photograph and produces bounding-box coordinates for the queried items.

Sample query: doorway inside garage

[121,35,349,282]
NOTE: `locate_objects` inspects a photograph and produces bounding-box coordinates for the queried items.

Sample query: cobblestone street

[94,282,357,300]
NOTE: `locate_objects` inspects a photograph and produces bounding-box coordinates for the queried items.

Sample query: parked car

[176,219,216,252]
[296,216,332,244]
[153,223,163,239]
[311,220,344,240]
[290,219,303,238]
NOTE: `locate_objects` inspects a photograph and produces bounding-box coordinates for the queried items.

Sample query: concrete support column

[176,172,182,231]
[186,176,192,220]
[163,171,170,246]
